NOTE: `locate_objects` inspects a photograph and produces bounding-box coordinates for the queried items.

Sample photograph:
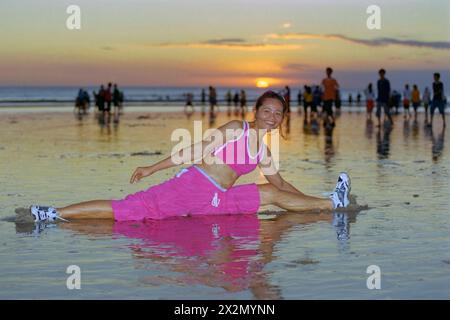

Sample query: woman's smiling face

[255,97,285,130]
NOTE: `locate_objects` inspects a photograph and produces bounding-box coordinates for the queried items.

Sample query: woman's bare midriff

[195,153,239,190]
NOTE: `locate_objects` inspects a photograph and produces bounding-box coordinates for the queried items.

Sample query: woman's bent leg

[258,184,332,212]
[58,200,114,220]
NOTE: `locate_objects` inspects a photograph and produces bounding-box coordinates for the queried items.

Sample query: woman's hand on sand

[130,166,154,184]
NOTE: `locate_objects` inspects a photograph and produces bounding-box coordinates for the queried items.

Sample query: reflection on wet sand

[19,211,358,299]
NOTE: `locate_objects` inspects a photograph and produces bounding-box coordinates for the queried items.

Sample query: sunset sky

[1,0,449,89]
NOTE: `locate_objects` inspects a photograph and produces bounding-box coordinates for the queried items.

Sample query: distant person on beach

[201,89,206,105]
[302,85,315,122]
[184,92,195,117]
[411,84,421,122]
[284,86,291,113]
[348,94,353,106]
[313,86,322,117]
[209,86,217,114]
[24,90,352,224]
[105,83,113,116]
[403,84,411,120]
[226,90,232,106]
[75,89,89,115]
[364,83,375,120]
[240,90,247,116]
[98,85,106,113]
[356,92,361,106]
[376,69,393,127]
[321,67,338,126]
[430,72,446,128]
[233,91,240,116]
[423,87,431,124]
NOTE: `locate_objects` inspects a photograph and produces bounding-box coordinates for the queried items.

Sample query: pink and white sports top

[212,121,265,176]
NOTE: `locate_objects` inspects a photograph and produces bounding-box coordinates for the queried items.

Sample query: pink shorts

[111,165,260,221]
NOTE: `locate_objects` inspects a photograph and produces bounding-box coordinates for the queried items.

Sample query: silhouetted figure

[184,92,194,118]
[376,69,393,127]
[411,84,421,122]
[356,92,361,106]
[284,86,291,113]
[348,94,353,106]
[225,90,232,116]
[364,83,375,120]
[240,90,247,117]
[321,67,338,126]
[105,83,113,121]
[201,89,206,105]
[225,90,232,106]
[403,84,411,120]
[430,72,446,128]
[208,86,217,115]
[302,85,315,123]
[297,89,302,106]
[233,91,240,116]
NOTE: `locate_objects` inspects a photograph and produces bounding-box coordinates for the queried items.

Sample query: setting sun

[256,79,269,88]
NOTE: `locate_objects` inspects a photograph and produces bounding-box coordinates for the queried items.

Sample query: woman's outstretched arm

[130,120,243,184]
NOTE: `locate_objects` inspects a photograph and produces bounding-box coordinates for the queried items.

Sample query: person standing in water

[403,84,411,120]
[321,67,339,126]
[364,83,375,120]
[411,84,421,122]
[376,69,393,127]
[430,73,446,128]
[24,91,351,223]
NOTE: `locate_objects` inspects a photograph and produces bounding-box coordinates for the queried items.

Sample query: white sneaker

[30,205,69,222]
[330,172,351,209]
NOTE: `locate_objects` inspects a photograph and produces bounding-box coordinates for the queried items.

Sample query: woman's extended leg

[58,200,114,220]
[258,184,333,212]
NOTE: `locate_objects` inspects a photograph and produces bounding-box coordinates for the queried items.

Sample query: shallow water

[0,107,449,299]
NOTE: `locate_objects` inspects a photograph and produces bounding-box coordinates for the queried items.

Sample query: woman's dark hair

[255,90,288,113]
[255,90,289,139]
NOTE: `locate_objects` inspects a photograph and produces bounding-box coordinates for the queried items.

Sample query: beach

[0,106,449,299]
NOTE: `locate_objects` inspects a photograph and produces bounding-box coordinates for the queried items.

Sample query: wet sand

[0,105,449,299]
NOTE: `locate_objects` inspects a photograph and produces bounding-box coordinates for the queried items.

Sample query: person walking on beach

[105,83,113,119]
[376,69,393,127]
[430,72,446,128]
[209,86,217,115]
[184,92,195,117]
[423,87,431,124]
[226,90,232,106]
[403,84,411,120]
[364,83,375,120]
[297,88,302,107]
[284,86,291,113]
[233,91,240,116]
[321,67,339,126]
[97,85,106,122]
[201,89,206,105]
[23,91,352,224]
[356,93,361,107]
[411,84,421,122]
[240,89,247,117]
[302,85,314,122]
